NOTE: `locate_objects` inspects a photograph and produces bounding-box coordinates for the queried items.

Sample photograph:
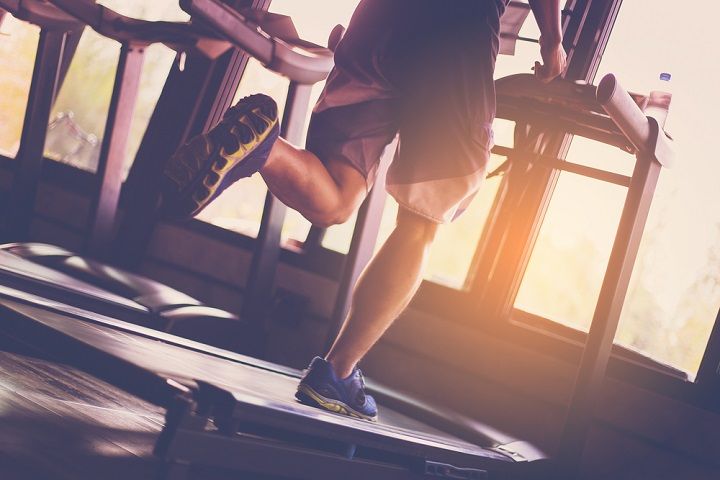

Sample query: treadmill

[0,1,672,478]
[0,0,334,349]
[0,1,673,478]
[0,289,547,480]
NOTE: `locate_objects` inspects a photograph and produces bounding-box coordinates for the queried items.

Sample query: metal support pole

[87,42,145,258]
[557,151,662,476]
[2,29,66,241]
[303,226,327,252]
[241,81,313,356]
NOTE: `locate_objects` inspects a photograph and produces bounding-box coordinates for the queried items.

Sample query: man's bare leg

[325,208,438,379]
[260,139,438,380]
[260,139,367,227]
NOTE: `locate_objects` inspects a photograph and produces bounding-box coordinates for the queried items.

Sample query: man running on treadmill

[161,0,566,421]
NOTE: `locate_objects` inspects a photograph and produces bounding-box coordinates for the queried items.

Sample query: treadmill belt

[0,298,514,467]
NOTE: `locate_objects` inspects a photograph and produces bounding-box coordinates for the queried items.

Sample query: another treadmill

[0,0,333,348]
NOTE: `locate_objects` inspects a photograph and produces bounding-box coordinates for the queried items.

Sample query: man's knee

[396,208,439,244]
[311,204,355,228]
[311,161,367,228]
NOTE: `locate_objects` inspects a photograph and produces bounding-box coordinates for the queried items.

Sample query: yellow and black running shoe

[160,93,279,220]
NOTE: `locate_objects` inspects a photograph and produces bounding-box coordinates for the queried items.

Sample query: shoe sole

[161,95,279,219]
[296,383,378,422]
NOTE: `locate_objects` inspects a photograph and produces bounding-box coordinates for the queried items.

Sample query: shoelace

[357,369,366,389]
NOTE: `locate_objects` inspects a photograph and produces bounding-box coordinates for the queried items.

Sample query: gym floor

[0,334,165,480]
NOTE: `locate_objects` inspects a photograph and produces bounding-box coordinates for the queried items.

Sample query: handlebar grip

[596,74,651,154]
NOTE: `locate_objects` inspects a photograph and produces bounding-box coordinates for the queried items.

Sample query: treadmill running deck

[0,297,527,477]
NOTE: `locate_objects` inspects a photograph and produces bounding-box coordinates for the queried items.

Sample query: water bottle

[646,72,672,128]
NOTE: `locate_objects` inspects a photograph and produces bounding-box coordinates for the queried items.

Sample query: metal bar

[241,81,313,356]
[181,0,274,64]
[86,42,145,258]
[535,158,631,187]
[304,226,327,252]
[322,148,391,352]
[2,29,66,241]
[557,153,662,476]
[113,51,227,267]
[499,32,539,44]
[491,145,631,187]
[183,0,333,85]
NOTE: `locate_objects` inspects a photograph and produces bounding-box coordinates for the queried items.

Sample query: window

[0,16,39,158]
[43,1,187,177]
[514,169,627,329]
[513,0,720,377]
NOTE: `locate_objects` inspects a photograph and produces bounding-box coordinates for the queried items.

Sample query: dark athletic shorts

[306,0,507,223]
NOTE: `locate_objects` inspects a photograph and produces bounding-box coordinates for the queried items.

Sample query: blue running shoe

[295,357,378,421]
[160,93,280,220]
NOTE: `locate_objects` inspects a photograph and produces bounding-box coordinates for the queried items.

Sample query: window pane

[44,29,117,173]
[0,17,39,158]
[515,171,627,329]
[596,0,720,376]
[565,136,634,177]
[43,1,187,176]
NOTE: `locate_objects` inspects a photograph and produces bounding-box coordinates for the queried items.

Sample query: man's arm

[528,0,567,82]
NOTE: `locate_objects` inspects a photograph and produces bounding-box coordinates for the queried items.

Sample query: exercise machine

[0,0,337,357]
[0,1,673,477]
[0,69,672,478]
[0,0,333,350]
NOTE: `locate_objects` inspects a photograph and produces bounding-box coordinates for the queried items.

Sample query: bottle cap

[659,72,672,81]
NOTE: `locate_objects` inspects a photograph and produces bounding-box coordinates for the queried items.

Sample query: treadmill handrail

[0,0,80,30]
[46,0,226,51]
[496,74,632,151]
[181,0,334,84]
[597,73,674,168]
[496,73,673,168]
